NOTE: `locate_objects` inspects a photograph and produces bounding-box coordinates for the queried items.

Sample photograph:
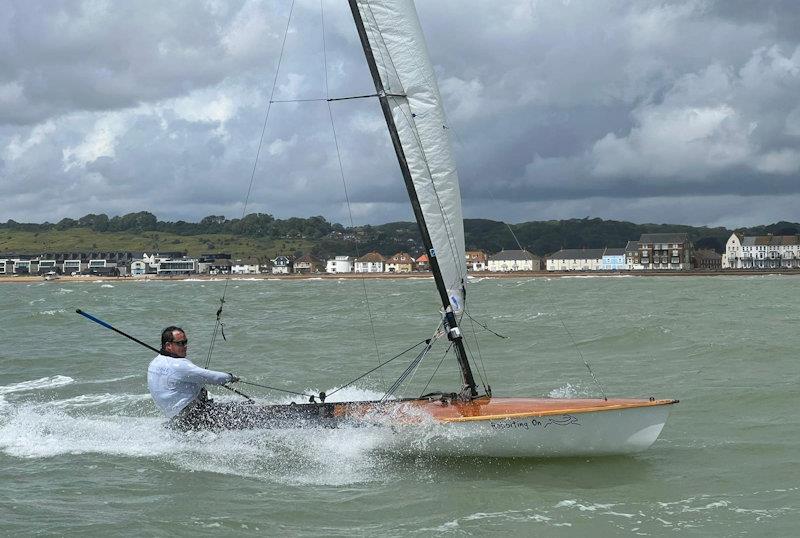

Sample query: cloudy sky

[1,0,799,228]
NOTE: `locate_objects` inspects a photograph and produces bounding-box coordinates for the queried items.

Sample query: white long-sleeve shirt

[147,354,233,418]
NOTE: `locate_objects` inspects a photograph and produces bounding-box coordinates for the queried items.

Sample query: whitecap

[0,375,74,395]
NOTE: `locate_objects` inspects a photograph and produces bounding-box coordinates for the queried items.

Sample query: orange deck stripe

[434,399,678,423]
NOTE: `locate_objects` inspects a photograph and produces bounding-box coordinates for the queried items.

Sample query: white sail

[354,0,467,314]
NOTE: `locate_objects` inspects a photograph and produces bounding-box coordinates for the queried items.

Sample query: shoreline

[2,269,799,284]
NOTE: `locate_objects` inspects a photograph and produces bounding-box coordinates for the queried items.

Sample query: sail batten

[353,0,467,315]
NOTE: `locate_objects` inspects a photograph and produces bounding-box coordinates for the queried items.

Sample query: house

[87,259,108,271]
[693,249,722,270]
[293,254,323,274]
[488,249,539,271]
[624,241,643,270]
[355,252,385,273]
[89,266,121,277]
[546,249,605,271]
[11,259,31,275]
[232,258,262,274]
[600,248,626,270]
[157,258,197,275]
[208,259,233,275]
[725,233,800,269]
[637,233,692,270]
[62,259,83,275]
[465,250,488,271]
[385,252,415,273]
[131,260,148,276]
[722,232,743,269]
[35,259,57,275]
[272,255,293,274]
[416,254,430,271]
[326,255,354,273]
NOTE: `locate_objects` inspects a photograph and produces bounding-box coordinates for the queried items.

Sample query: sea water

[0,276,797,535]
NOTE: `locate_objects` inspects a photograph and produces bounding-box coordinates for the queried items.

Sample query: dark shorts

[169,399,339,431]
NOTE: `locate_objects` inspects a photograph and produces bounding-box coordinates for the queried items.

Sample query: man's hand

[228,373,240,383]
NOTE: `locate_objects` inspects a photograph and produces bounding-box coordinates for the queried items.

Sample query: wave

[0,375,74,395]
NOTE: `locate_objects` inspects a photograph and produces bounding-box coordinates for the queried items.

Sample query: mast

[348,0,478,398]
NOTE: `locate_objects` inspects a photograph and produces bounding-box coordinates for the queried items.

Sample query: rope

[238,379,315,399]
[419,342,453,397]
[325,339,429,399]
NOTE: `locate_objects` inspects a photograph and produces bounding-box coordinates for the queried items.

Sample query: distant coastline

[2,269,799,284]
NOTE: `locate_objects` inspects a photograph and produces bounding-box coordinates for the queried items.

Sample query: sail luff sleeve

[357,0,467,314]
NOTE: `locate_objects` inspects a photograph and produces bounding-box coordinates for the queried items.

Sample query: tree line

[2,212,798,257]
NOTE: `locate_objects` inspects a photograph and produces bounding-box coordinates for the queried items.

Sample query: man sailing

[147,326,243,430]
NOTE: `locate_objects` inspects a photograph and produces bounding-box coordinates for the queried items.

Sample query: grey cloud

[1,0,799,228]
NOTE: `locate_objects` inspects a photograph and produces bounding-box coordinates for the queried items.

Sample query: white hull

[392,404,672,458]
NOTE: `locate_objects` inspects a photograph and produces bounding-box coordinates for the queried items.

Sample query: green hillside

[0,229,312,260]
[2,212,799,258]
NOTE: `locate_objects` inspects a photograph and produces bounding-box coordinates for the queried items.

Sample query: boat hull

[410,403,672,457]
[183,396,676,458]
[343,397,677,458]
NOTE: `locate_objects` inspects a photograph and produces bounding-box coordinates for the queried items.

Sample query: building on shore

[326,255,354,274]
[232,258,262,274]
[637,233,692,270]
[157,259,197,276]
[465,250,488,271]
[624,241,643,270]
[415,254,430,272]
[724,233,800,269]
[272,255,293,274]
[488,249,539,271]
[600,248,626,270]
[354,252,385,273]
[293,254,324,274]
[546,248,605,271]
[693,249,722,270]
[385,252,415,273]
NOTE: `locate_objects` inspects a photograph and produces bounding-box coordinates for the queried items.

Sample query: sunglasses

[171,340,188,346]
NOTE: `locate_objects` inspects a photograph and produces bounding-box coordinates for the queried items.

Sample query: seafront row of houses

[1,232,799,277]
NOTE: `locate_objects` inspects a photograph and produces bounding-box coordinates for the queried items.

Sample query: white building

[546,249,605,271]
[326,255,354,273]
[354,252,385,273]
[231,259,262,274]
[63,259,82,274]
[488,249,538,271]
[726,233,800,269]
[131,261,147,276]
[157,259,197,275]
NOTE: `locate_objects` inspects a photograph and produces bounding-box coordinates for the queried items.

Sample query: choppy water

[1,275,798,536]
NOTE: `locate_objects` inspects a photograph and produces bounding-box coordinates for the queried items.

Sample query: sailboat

[196,0,678,457]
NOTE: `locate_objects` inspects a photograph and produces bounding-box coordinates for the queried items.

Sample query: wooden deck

[412,397,679,423]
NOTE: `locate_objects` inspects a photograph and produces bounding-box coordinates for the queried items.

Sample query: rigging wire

[447,120,609,399]
[270,93,380,103]
[325,338,430,399]
[238,379,315,399]
[204,0,298,369]
[320,0,385,389]
[419,342,453,398]
[380,322,443,401]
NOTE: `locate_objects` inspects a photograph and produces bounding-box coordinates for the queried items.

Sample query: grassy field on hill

[0,229,312,259]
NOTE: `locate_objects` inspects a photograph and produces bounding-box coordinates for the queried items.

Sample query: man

[147,325,241,430]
